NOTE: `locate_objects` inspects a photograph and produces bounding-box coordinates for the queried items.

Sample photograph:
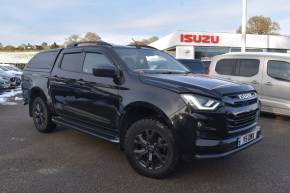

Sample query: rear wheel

[32,97,56,133]
[124,118,179,178]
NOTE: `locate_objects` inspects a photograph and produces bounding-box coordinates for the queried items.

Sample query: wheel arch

[28,87,48,116]
[119,101,174,149]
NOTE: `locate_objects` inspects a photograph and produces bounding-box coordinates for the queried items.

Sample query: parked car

[202,60,211,71]
[0,69,17,88]
[210,52,290,116]
[0,65,21,86]
[22,42,262,178]
[0,78,10,89]
[0,63,22,72]
[178,59,208,74]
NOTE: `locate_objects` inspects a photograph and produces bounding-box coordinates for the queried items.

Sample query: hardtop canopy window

[28,51,59,70]
[114,48,189,74]
[268,60,290,82]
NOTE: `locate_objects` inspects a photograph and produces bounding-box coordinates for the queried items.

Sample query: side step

[52,117,120,143]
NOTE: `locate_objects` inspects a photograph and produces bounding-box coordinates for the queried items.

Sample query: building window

[194,46,230,60]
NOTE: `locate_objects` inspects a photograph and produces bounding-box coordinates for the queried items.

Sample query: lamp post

[241,0,247,52]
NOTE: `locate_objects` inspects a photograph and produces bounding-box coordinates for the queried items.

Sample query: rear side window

[216,59,259,77]
[83,52,114,74]
[238,59,259,77]
[216,59,237,75]
[61,53,83,72]
[268,60,290,82]
[28,51,58,70]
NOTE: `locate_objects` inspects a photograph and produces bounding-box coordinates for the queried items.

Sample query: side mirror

[92,66,117,78]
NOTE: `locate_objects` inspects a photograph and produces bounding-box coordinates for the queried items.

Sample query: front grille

[227,110,258,130]
[223,92,259,133]
[233,98,257,107]
[224,92,258,107]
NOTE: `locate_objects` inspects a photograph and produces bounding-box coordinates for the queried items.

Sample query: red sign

[180,34,220,44]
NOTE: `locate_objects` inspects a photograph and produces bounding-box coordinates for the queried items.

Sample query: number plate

[238,131,257,147]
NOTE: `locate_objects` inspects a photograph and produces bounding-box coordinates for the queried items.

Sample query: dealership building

[150,31,290,60]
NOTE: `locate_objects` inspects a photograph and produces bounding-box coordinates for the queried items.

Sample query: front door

[72,48,121,130]
[260,58,290,115]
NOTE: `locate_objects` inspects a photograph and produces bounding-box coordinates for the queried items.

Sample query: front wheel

[32,97,56,133]
[124,118,179,178]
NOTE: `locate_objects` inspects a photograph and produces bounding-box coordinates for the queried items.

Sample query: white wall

[176,46,194,59]
[150,31,290,50]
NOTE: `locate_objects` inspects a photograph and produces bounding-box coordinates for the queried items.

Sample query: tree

[0,42,2,48]
[64,34,80,46]
[236,15,280,35]
[3,45,15,51]
[128,36,159,46]
[81,32,101,42]
[41,42,49,49]
[50,42,60,49]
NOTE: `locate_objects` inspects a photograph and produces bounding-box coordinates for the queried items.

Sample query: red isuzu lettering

[180,34,219,44]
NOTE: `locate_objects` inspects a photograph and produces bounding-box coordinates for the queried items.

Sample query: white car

[0,77,10,89]
[210,52,290,116]
[0,64,22,77]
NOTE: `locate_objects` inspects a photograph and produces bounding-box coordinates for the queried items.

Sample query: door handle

[251,80,258,84]
[265,82,273,86]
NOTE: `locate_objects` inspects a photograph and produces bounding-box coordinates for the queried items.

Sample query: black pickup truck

[22,42,262,178]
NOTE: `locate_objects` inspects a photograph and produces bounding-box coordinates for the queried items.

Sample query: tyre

[32,97,56,133]
[124,118,179,178]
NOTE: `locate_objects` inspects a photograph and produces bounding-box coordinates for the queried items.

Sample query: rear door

[234,58,262,93]
[260,58,290,115]
[49,48,85,119]
[214,58,262,92]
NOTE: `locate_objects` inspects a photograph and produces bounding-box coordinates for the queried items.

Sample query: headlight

[181,94,220,111]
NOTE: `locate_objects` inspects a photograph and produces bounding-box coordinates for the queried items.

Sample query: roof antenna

[132,38,140,48]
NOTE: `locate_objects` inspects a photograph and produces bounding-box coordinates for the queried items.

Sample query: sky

[1,0,290,46]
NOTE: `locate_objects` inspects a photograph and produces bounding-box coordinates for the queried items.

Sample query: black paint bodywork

[22,45,262,158]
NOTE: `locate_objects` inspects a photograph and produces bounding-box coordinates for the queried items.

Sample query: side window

[83,52,114,74]
[28,51,58,70]
[60,52,83,72]
[215,59,237,75]
[238,59,259,77]
[268,60,290,82]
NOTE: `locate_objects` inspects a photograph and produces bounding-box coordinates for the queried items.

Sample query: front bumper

[194,126,262,159]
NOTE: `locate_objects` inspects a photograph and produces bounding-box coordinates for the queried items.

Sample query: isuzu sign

[180,34,220,44]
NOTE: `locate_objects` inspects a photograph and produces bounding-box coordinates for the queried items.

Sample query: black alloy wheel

[32,97,55,133]
[133,129,169,170]
[125,118,179,178]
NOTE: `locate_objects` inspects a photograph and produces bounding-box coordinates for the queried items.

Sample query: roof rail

[128,44,157,50]
[67,41,112,48]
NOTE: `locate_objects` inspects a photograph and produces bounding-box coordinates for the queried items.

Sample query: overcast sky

[1,0,290,45]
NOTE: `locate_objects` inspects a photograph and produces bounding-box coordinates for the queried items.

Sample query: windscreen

[114,48,189,74]
[181,61,206,74]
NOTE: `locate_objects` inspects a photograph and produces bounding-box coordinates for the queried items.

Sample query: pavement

[0,91,290,193]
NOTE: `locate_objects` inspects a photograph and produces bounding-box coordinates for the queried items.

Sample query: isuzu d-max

[22,41,262,178]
